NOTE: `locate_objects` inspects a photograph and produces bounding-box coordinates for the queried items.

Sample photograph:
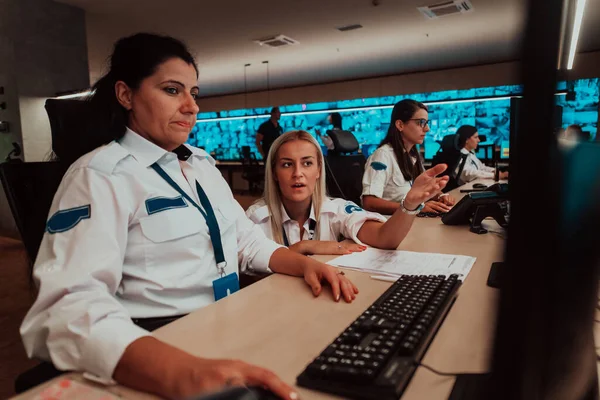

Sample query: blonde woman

[246,130,450,255]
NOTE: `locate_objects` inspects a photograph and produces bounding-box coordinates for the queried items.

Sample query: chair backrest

[324,154,366,205]
[45,98,107,166]
[0,162,68,263]
[327,130,359,154]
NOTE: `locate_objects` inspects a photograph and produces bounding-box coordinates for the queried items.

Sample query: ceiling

[54,0,600,98]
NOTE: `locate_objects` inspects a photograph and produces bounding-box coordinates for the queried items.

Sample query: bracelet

[400,196,424,215]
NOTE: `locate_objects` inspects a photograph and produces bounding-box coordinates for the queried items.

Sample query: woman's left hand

[303,262,359,303]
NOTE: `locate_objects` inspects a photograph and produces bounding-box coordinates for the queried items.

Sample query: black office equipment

[323,130,365,205]
[441,191,509,234]
[188,386,281,400]
[480,0,600,398]
[297,274,461,400]
[486,262,504,289]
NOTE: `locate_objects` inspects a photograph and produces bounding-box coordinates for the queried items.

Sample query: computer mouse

[473,183,487,189]
[187,385,282,400]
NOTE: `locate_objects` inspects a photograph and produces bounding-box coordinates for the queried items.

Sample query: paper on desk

[328,248,476,279]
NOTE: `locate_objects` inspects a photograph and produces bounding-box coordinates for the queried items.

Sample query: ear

[395,120,404,132]
[115,81,133,110]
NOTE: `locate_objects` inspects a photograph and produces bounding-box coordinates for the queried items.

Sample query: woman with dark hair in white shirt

[20,33,358,400]
[456,124,508,184]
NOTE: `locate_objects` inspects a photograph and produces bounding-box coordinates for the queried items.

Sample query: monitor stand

[470,202,508,234]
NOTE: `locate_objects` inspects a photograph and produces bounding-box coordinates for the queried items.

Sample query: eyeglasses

[409,118,430,128]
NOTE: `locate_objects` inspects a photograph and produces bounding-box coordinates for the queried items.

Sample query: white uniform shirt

[246,198,387,245]
[362,144,416,202]
[20,128,282,381]
[457,148,495,184]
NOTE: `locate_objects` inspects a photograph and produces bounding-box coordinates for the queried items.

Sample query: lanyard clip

[217,261,227,277]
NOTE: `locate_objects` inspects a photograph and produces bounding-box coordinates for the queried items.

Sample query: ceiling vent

[417,0,474,19]
[337,24,363,32]
[254,34,299,48]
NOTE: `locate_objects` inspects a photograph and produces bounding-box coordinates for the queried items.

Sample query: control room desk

[13,179,505,400]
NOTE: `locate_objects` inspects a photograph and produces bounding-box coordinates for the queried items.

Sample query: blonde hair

[261,130,327,245]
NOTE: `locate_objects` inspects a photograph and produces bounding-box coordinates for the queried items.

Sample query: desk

[215,161,265,193]
[13,179,505,400]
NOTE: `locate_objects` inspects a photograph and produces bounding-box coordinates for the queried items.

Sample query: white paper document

[328,248,476,279]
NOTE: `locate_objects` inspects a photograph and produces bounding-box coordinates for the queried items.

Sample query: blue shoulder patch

[145,196,187,215]
[345,204,364,214]
[46,205,91,234]
[370,161,387,171]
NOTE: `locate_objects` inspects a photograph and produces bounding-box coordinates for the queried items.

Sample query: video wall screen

[188,78,598,161]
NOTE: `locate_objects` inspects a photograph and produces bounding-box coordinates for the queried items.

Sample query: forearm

[268,247,313,276]
[358,210,415,250]
[114,337,198,399]
[289,240,311,255]
[362,195,401,215]
[255,137,264,157]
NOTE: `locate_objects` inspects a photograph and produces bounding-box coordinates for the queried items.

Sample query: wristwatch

[400,196,425,215]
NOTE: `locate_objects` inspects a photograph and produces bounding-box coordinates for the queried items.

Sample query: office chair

[431,134,469,192]
[240,146,264,194]
[45,98,108,166]
[0,161,69,264]
[323,130,366,205]
[0,161,71,393]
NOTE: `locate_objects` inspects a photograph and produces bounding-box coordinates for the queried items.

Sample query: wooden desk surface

[13,179,505,400]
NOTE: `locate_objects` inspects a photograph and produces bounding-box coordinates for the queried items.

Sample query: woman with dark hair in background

[20,33,358,400]
[362,99,455,215]
[456,124,508,185]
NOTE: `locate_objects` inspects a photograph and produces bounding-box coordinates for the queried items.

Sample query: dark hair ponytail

[81,33,198,156]
[330,112,342,129]
[379,99,427,181]
[456,125,478,149]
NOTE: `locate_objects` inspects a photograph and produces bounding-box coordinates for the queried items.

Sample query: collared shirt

[362,144,417,203]
[456,148,495,184]
[20,128,282,381]
[246,198,387,245]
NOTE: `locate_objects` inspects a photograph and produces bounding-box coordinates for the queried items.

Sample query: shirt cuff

[361,185,384,199]
[249,239,284,273]
[80,318,151,381]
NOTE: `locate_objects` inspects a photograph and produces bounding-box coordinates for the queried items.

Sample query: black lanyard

[283,219,316,247]
[150,162,226,276]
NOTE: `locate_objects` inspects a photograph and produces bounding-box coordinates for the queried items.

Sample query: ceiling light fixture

[567,0,587,69]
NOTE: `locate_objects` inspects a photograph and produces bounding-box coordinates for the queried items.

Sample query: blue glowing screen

[188,79,598,161]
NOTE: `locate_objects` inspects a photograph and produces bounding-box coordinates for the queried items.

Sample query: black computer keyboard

[297,274,462,400]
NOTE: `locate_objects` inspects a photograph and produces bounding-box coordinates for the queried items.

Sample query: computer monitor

[486,0,600,398]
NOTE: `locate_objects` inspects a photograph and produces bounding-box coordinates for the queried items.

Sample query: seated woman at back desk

[361,99,456,215]
[20,33,361,400]
[246,130,450,255]
[456,125,509,185]
[315,112,342,151]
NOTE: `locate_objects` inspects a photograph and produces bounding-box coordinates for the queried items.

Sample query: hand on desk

[114,337,298,400]
[303,262,359,303]
[422,201,452,214]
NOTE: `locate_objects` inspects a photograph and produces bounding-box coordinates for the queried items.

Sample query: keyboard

[297,274,462,400]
